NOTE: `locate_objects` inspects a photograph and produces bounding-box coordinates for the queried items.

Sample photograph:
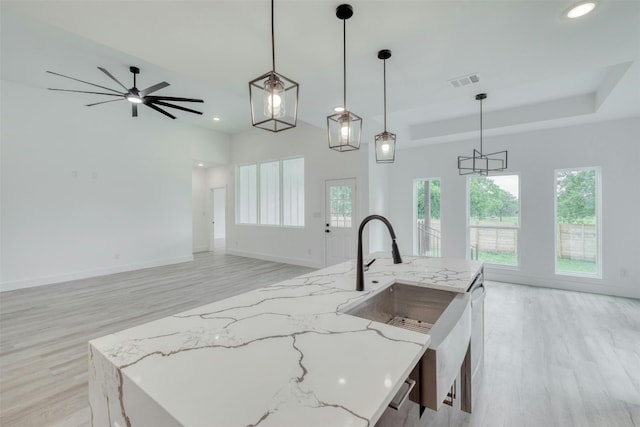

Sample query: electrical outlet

[114,253,120,260]
[620,268,627,278]
[71,171,78,178]
[307,249,312,255]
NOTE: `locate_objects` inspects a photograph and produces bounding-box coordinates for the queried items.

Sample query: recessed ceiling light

[333,106,345,112]
[566,1,596,18]
[197,163,204,167]
[213,117,221,121]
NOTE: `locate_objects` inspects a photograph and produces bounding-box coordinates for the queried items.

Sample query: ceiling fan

[47,66,204,119]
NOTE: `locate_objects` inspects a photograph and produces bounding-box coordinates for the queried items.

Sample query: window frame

[553,166,602,278]
[466,172,521,269]
[236,163,258,225]
[412,177,442,257]
[235,156,305,228]
[281,157,305,227]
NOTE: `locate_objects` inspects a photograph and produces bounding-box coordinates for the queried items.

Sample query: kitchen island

[88,254,483,427]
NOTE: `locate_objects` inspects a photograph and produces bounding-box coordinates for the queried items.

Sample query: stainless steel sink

[342,282,456,335]
[342,282,472,412]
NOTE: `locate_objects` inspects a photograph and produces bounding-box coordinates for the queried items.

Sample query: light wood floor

[0,252,314,427]
[1,252,639,427]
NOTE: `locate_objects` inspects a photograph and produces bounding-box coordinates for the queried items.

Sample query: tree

[416,180,440,220]
[469,177,518,222]
[556,170,596,223]
[429,180,441,220]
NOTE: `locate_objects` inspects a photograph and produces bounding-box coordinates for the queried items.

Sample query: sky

[487,175,519,198]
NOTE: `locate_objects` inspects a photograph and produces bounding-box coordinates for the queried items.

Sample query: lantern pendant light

[249,0,299,132]
[457,93,508,175]
[327,4,362,151]
[375,49,396,163]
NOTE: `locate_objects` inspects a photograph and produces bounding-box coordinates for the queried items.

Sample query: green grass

[474,251,597,274]
[476,251,517,266]
[556,257,597,274]
[470,216,519,226]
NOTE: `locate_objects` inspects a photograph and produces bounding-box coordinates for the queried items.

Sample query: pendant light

[249,0,299,132]
[327,4,362,152]
[457,93,508,175]
[375,49,396,163]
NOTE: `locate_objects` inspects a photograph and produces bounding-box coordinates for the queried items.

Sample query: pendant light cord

[479,97,483,154]
[271,0,276,72]
[383,58,387,131]
[343,19,347,109]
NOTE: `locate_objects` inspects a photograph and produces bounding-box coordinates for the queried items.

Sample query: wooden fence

[469,227,517,254]
[467,223,596,261]
[557,223,597,261]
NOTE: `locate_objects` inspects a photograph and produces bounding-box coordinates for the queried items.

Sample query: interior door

[325,178,357,266]
[210,187,226,251]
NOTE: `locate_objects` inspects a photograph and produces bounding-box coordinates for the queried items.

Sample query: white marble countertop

[88,254,483,427]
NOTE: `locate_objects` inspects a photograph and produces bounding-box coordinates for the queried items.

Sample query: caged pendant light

[249,0,299,132]
[375,49,396,163]
[327,4,362,152]
[457,93,508,175]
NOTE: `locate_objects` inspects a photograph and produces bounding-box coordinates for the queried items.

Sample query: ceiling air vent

[448,73,480,88]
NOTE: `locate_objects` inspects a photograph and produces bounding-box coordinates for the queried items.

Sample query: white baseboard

[225,249,323,269]
[486,268,639,299]
[0,255,194,292]
[192,246,210,254]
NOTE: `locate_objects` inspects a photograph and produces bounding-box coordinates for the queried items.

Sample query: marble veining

[88,254,482,427]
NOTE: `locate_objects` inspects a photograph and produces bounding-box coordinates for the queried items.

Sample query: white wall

[372,117,640,298]
[1,79,228,291]
[225,122,369,268]
[192,167,209,253]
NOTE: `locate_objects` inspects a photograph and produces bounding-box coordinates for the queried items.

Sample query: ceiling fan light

[127,95,142,104]
[566,1,596,18]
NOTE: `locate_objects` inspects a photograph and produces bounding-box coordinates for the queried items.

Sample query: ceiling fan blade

[145,103,176,119]
[48,88,124,97]
[97,67,129,91]
[132,104,138,117]
[145,95,204,103]
[150,100,203,115]
[140,82,169,97]
[46,71,124,94]
[86,98,125,107]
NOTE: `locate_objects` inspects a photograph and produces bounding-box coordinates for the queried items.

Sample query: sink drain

[387,316,433,334]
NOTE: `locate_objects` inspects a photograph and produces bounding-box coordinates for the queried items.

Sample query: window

[260,161,280,225]
[413,179,441,257]
[236,157,304,227]
[237,164,257,224]
[555,167,600,277]
[468,174,520,266]
[328,185,353,228]
[282,158,305,226]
